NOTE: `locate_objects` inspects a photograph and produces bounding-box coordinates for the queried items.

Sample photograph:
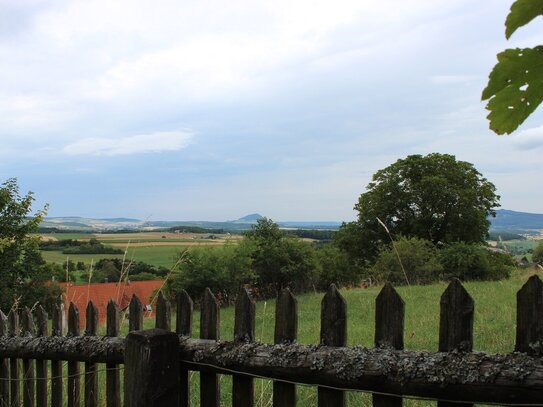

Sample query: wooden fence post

[67,303,80,407]
[200,288,220,407]
[438,279,474,407]
[318,284,347,407]
[273,288,298,407]
[51,302,64,407]
[35,306,48,407]
[21,307,35,407]
[176,290,193,407]
[85,301,99,407]
[9,309,20,407]
[129,295,143,332]
[516,275,543,354]
[156,292,171,331]
[106,300,121,407]
[0,310,8,407]
[373,283,404,407]
[233,288,256,407]
[124,329,180,407]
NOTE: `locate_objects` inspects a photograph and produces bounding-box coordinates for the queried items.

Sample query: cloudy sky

[2,0,543,221]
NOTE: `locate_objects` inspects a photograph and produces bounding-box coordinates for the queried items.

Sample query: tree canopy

[335,153,500,265]
[482,0,543,134]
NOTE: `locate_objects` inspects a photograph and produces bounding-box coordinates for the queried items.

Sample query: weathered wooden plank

[438,279,474,407]
[200,288,220,407]
[51,302,64,407]
[155,292,171,331]
[0,310,9,407]
[9,310,20,407]
[176,290,193,407]
[373,283,404,407]
[177,338,543,406]
[273,288,298,407]
[318,284,346,407]
[516,275,543,354]
[129,295,143,332]
[34,306,48,407]
[124,329,180,407]
[85,301,99,407]
[21,308,35,407]
[106,300,121,407]
[67,303,81,407]
[233,288,256,407]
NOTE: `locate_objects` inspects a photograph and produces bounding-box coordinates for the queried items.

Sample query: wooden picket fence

[0,276,542,406]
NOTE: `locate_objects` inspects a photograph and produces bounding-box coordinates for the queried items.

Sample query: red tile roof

[60,280,164,327]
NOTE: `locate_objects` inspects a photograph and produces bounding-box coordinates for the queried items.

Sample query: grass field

[105,267,539,407]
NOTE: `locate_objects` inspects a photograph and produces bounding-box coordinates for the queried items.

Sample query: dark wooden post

[85,301,99,407]
[21,307,35,407]
[516,275,543,354]
[156,292,171,331]
[51,302,64,407]
[176,290,193,407]
[200,288,220,407]
[106,300,121,407]
[129,295,143,332]
[124,329,180,407]
[438,279,474,407]
[35,306,48,407]
[373,283,404,407]
[67,303,81,407]
[0,310,8,407]
[273,288,298,407]
[9,309,20,407]
[233,288,256,407]
[318,284,347,407]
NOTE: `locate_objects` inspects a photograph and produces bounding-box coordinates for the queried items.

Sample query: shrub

[316,245,360,289]
[533,242,543,265]
[370,237,443,285]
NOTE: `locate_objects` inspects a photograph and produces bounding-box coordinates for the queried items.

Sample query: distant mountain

[235,213,264,223]
[490,209,543,231]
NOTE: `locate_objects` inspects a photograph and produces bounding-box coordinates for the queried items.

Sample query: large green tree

[335,153,500,266]
[0,179,61,311]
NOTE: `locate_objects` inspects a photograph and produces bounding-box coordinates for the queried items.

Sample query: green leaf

[505,0,543,39]
[482,46,543,134]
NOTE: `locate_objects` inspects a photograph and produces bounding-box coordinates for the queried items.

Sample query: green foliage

[336,154,499,265]
[0,178,62,311]
[129,272,160,281]
[316,245,360,289]
[370,237,443,285]
[533,241,543,264]
[439,242,514,281]
[483,0,543,134]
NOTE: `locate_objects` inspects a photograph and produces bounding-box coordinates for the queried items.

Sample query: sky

[2,0,543,222]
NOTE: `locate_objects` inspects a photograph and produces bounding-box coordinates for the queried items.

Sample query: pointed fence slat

[273,288,298,407]
[9,310,20,407]
[51,302,64,407]
[155,292,171,330]
[0,311,9,407]
[106,300,121,407]
[176,290,193,407]
[85,302,99,407]
[22,308,35,407]
[67,303,81,407]
[516,275,543,354]
[373,283,404,407]
[233,288,256,407]
[438,279,474,407]
[200,288,220,407]
[35,307,48,407]
[129,295,143,332]
[318,284,347,407]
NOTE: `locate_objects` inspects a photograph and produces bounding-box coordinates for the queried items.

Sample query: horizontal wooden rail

[0,336,124,363]
[177,338,543,406]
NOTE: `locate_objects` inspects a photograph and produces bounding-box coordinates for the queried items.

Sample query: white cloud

[62,131,193,156]
[510,125,543,150]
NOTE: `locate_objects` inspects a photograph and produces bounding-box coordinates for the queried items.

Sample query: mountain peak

[236,213,264,222]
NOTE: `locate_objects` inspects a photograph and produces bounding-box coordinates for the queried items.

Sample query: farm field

[110,267,539,407]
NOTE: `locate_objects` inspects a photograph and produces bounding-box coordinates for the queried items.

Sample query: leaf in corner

[505,0,543,39]
[482,47,543,135]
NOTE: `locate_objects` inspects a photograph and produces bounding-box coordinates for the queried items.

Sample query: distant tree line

[39,238,123,255]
